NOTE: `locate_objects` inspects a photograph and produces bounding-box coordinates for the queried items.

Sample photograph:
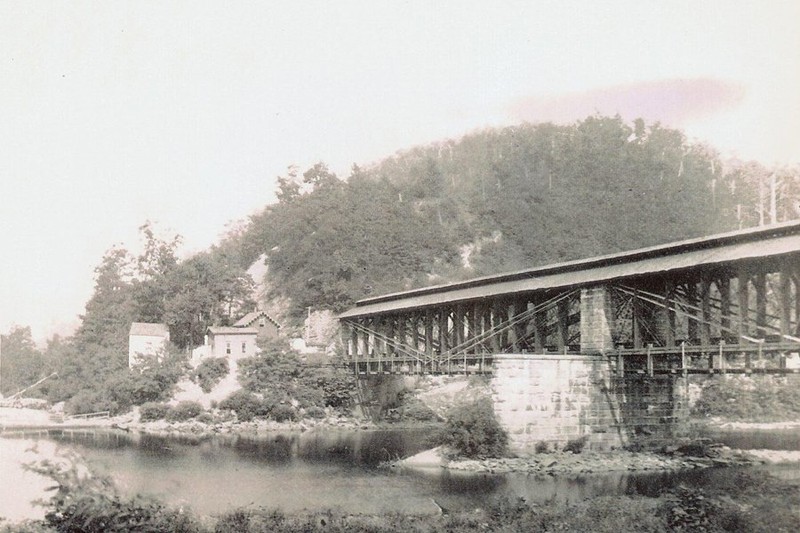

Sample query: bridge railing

[611,340,800,376]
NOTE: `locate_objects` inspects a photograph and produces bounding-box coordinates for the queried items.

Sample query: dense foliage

[692,375,800,421]
[194,357,229,393]
[433,397,509,458]
[63,352,186,416]
[229,116,799,320]
[237,338,355,411]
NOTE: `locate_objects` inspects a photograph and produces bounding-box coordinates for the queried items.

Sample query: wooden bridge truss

[340,223,800,376]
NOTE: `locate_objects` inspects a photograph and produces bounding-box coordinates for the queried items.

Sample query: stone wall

[491,354,625,453]
[491,354,686,454]
[580,286,616,353]
[614,375,689,445]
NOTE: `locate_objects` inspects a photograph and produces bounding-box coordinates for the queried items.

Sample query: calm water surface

[3,427,800,517]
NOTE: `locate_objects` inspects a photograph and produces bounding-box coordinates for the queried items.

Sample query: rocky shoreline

[397,441,777,477]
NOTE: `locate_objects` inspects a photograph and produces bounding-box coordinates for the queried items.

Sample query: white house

[205,326,259,365]
[128,322,170,367]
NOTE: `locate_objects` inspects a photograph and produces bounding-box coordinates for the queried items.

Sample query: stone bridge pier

[491,353,688,453]
[492,287,687,454]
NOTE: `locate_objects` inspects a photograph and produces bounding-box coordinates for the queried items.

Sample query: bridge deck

[348,341,800,376]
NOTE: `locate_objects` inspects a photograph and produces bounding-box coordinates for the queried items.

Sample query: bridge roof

[339,220,800,319]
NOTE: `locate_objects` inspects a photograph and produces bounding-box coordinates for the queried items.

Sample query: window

[226,342,231,355]
[242,342,247,354]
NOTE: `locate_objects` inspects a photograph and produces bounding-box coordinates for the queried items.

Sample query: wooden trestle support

[341,261,800,376]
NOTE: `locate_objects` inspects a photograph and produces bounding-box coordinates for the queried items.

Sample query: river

[2,426,800,522]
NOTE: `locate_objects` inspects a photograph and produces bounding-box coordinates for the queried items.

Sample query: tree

[0,325,46,397]
[75,246,136,355]
[162,251,256,349]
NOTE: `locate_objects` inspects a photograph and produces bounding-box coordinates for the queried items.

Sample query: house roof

[339,220,800,319]
[208,326,259,335]
[129,322,169,337]
[233,311,280,329]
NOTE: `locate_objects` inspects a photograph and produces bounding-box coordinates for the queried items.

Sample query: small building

[233,310,280,342]
[206,326,259,364]
[128,322,170,367]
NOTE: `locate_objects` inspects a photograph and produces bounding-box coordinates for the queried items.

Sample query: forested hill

[226,115,797,321]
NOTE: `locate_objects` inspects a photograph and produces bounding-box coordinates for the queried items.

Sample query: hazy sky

[1,1,799,343]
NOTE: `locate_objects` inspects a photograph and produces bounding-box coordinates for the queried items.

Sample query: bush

[140,402,170,421]
[167,401,204,422]
[433,398,508,459]
[195,357,229,393]
[564,435,589,454]
[401,401,439,422]
[270,404,296,422]
[65,389,118,416]
[304,406,326,419]
[692,375,800,421]
[196,412,214,424]
[25,460,201,533]
[219,390,269,422]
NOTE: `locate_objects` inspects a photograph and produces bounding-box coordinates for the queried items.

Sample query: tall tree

[0,325,45,397]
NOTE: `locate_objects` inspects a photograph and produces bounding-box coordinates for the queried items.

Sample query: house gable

[233,311,280,341]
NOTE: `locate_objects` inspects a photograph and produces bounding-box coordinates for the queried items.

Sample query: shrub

[140,402,170,421]
[195,357,229,393]
[535,441,550,454]
[26,460,201,533]
[167,401,204,422]
[270,404,296,422]
[401,401,439,422]
[304,406,326,419]
[564,435,589,454]
[219,390,269,422]
[196,412,214,424]
[433,398,508,459]
[65,389,118,416]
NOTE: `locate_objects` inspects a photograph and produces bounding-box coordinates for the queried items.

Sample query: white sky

[1,1,799,343]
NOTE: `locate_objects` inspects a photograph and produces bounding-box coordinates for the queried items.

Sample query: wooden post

[438,309,449,356]
[616,351,625,377]
[646,344,654,377]
[557,297,569,352]
[686,282,698,343]
[533,297,545,352]
[755,272,767,338]
[489,304,501,352]
[471,302,482,352]
[454,304,465,350]
[700,276,711,346]
[511,300,525,352]
[794,273,800,336]
[632,289,642,349]
[425,309,434,371]
[396,315,407,358]
[664,279,676,347]
[738,270,750,339]
[719,275,731,341]
[780,269,792,336]
[681,342,687,377]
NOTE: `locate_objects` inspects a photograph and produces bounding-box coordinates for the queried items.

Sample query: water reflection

[3,427,799,517]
